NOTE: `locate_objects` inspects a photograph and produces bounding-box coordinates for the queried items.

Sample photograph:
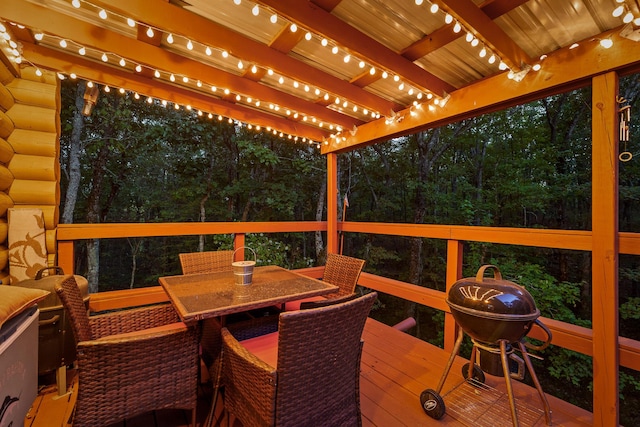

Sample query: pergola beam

[21,42,330,142]
[257,0,455,97]
[439,0,533,70]
[86,0,399,116]
[322,26,639,154]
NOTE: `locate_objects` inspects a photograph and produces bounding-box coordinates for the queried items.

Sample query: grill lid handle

[475,264,502,282]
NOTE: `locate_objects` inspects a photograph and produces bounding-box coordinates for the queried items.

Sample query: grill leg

[435,325,464,394]
[517,341,552,425]
[500,340,519,427]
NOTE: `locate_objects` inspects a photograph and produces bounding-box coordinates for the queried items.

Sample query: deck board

[26,317,593,427]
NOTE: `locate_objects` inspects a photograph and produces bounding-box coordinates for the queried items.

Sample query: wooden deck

[25,318,593,427]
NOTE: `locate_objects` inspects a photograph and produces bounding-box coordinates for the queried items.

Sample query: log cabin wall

[0,60,61,284]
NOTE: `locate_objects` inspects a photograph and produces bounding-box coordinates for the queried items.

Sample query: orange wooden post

[57,240,74,274]
[233,233,246,261]
[444,240,463,352]
[591,71,619,426]
[326,153,339,255]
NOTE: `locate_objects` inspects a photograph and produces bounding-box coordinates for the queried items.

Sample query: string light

[4,0,453,143]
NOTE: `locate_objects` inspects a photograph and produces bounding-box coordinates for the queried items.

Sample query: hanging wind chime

[618,96,632,162]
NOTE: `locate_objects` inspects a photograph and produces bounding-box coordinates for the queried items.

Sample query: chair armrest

[299,292,358,310]
[89,303,179,338]
[221,327,277,427]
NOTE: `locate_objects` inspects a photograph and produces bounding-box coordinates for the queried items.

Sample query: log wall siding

[0,60,61,283]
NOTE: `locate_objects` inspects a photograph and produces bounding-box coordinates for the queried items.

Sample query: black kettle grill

[420,265,553,426]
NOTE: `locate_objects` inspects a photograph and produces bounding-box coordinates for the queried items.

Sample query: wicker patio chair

[284,252,366,311]
[54,275,199,427]
[178,250,234,274]
[221,292,377,427]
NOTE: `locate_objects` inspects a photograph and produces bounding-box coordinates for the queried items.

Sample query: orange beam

[88,0,395,116]
[440,0,532,70]
[591,72,619,427]
[258,0,454,97]
[0,0,358,131]
[20,43,330,143]
[324,27,640,153]
[326,153,339,254]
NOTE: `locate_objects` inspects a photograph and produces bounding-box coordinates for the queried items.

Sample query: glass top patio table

[159,265,338,323]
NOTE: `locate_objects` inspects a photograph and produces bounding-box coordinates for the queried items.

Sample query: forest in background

[58,75,640,422]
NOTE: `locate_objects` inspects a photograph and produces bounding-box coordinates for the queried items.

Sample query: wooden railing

[57,221,640,373]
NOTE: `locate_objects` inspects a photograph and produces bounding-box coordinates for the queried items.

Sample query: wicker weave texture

[55,276,199,427]
[179,250,234,274]
[222,292,377,427]
[323,253,365,298]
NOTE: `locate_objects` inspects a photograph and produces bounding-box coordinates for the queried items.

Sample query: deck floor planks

[26,317,593,427]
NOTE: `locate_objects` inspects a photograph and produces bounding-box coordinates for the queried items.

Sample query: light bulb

[290,23,297,32]
[270,14,277,24]
[169,74,175,82]
[600,38,613,49]
[186,40,193,50]
[101,53,108,62]
[119,58,126,66]
[146,27,154,38]
[127,18,136,27]
[205,46,212,55]
[613,5,624,17]
[78,47,86,55]
[430,3,439,13]
[167,33,174,43]
[98,9,107,19]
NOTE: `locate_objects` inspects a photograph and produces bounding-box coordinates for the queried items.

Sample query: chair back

[323,253,365,297]
[55,275,93,343]
[179,250,234,274]
[275,291,377,426]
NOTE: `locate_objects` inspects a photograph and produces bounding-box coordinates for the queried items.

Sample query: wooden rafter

[257,0,455,97]
[323,27,640,154]
[402,0,529,61]
[87,0,399,115]
[20,42,330,143]
[0,0,364,131]
[439,0,533,71]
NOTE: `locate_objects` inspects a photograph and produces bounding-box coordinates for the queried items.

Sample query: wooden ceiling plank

[402,0,528,61]
[323,27,639,154]
[87,0,396,115]
[439,0,533,70]
[257,0,455,97]
[20,42,329,143]
[0,0,361,130]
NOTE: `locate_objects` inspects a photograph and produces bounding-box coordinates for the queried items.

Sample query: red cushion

[241,331,279,367]
[283,295,325,311]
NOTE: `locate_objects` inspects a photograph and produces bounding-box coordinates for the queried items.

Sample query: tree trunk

[84,102,117,292]
[61,80,86,225]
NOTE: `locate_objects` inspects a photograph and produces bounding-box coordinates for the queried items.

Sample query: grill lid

[17,268,89,309]
[447,265,538,319]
